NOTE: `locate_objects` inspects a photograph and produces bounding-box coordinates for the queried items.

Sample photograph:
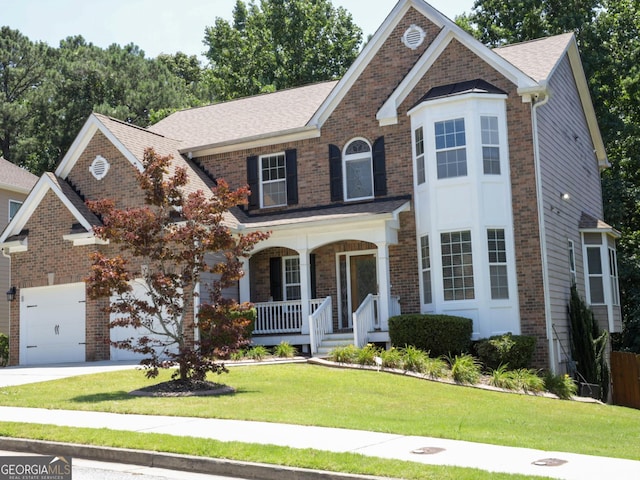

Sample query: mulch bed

[129,379,236,397]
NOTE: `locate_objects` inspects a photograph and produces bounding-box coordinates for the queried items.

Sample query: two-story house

[0,158,37,337]
[0,0,620,370]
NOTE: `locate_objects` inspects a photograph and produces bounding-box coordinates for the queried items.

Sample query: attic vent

[402,24,426,50]
[89,155,110,180]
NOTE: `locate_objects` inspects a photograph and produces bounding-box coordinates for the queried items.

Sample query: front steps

[315,332,355,357]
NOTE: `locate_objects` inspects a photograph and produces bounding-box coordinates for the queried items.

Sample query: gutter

[530,90,557,372]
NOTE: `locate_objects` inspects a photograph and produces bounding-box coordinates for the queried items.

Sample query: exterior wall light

[561,193,571,201]
[6,286,16,302]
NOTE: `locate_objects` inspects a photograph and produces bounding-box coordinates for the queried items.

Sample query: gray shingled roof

[148,81,338,151]
[0,157,38,192]
[44,172,103,229]
[493,33,574,82]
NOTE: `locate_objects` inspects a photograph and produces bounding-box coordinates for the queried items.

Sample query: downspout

[530,91,557,372]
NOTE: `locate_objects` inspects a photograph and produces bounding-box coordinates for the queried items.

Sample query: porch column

[298,248,311,334]
[239,256,251,303]
[376,241,391,331]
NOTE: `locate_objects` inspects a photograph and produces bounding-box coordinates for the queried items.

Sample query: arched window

[343,138,373,201]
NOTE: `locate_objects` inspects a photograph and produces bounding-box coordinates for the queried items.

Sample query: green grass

[0,422,542,480]
[1,363,639,462]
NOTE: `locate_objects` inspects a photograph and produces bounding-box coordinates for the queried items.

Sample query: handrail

[309,296,332,355]
[353,294,377,348]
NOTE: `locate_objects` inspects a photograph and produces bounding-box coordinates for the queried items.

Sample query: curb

[0,437,390,480]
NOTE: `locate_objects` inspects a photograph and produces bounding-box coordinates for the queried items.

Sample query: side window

[435,118,467,179]
[284,256,301,301]
[568,240,577,286]
[8,200,22,222]
[343,138,374,201]
[487,229,509,299]
[609,248,620,306]
[415,127,426,185]
[481,116,500,175]
[420,235,432,304]
[586,246,605,304]
[260,153,287,208]
[441,230,474,300]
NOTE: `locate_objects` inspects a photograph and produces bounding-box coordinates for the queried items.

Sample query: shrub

[389,314,472,357]
[475,333,536,370]
[380,347,403,369]
[357,344,381,366]
[245,345,269,361]
[273,342,297,358]
[449,354,481,384]
[509,369,545,393]
[489,365,517,390]
[0,333,8,367]
[423,356,449,379]
[401,345,428,373]
[544,371,578,400]
[329,344,358,364]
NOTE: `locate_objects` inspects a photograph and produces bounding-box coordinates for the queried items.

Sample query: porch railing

[253,298,325,335]
[353,294,377,348]
[309,296,332,355]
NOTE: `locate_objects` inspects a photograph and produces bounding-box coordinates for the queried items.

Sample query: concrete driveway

[0,361,139,387]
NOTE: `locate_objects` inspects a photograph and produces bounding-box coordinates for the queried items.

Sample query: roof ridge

[493,31,574,51]
[93,112,170,140]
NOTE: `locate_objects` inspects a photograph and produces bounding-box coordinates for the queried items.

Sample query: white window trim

[609,247,620,307]
[584,245,605,305]
[259,152,287,209]
[487,228,509,300]
[343,137,374,202]
[568,239,577,286]
[419,234,432,305]
[414,126,426,186]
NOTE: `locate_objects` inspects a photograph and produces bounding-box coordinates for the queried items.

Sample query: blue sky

[0,0,475,61]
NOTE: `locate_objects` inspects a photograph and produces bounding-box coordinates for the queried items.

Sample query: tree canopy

[202,0,363,100]
[86,148,269,381]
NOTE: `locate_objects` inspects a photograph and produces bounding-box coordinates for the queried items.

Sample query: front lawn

[1,363,639,461]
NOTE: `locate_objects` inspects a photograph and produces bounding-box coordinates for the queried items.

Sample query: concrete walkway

[0,362,638,479]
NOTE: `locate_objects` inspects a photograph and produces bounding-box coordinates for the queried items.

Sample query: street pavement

[0,361,638,479]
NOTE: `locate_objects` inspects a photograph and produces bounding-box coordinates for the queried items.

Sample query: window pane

[441,230,474,301]
[262,180,286,207]
[415,127,425,185]
[589,277,605,304]
[9,201,22,221]
[587,248,602,274]
[346,157,373,199]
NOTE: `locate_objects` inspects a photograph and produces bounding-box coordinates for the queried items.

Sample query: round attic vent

[402,24,426,50]
[90,155,110,180]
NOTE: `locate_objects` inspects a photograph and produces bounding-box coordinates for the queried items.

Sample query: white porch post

[376,241,391,331]
[298,248,311,334]
[239,256,251,303]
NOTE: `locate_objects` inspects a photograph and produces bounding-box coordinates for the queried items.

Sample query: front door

[338,252,377,329]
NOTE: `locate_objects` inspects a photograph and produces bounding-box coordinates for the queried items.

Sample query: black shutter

[373,136,387,197]
[246,155,259,210]
[329,144,343,202]
[285,149,298,205]
[310,253,317,299]
[269,257,283,301]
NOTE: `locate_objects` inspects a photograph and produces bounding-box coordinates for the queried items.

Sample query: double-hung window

[435,118,467,179]
[260,153,286,208]
[481,116,501,174]
[586,247,605,304]
[441,230,474,300]
[344,139,374,201]
[609,248,620,306]
[487,229,509,299]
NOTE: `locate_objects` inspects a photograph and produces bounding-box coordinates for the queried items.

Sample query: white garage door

[110,279,178,361]
[20,283,86,365]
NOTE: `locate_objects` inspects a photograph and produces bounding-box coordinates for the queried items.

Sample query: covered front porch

[233,199,410,355]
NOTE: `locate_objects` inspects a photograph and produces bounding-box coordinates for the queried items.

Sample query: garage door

[110,279,178,361]
[20,283,86,365]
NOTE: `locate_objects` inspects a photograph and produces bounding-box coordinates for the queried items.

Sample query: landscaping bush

[389,314,472,357]
[475,333,536,370]
[0,333,7,367]
[273,342,297,358]
[356,344,381,366]
[329,344,359,364]
[544,371,578,400]
[449,354,482,384]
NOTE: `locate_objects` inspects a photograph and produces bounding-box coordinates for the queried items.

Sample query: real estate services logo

[0,456,72,480]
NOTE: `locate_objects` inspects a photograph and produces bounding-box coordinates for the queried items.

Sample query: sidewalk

[1,405,639,479]
[0,362,639,479]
